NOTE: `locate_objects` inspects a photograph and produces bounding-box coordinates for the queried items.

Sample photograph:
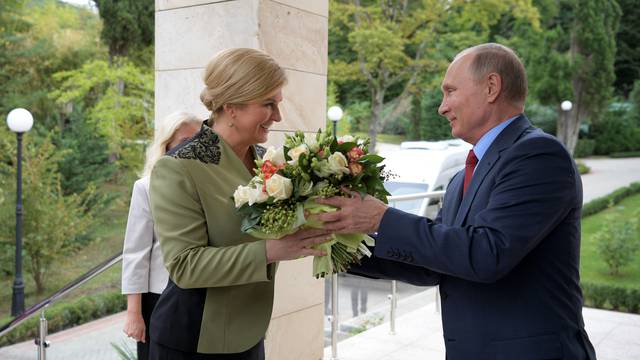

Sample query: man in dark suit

[316,43,596,359]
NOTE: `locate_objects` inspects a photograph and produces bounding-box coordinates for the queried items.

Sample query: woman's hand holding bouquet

[233,129,390,277]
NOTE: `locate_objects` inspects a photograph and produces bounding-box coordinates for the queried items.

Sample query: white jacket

[121,176,169,294]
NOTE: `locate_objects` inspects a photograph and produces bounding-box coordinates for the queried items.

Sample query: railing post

[330,273,339,360]
[388,280,398,335]
[36,307,49,360]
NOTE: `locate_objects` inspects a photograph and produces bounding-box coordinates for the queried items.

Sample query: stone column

[155,1,328,359]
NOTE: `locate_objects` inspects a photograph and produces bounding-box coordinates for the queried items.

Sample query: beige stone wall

[155,1,328,359]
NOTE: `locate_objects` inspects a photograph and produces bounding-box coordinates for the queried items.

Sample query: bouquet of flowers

[233,129,390,278]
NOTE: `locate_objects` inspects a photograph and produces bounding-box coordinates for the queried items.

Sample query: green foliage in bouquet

[233,129,390,277]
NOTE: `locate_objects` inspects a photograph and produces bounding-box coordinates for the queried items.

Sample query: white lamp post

[6,108,34,316]
[327,105,344,360]
[327,105,343,138]
[561,100,573,112]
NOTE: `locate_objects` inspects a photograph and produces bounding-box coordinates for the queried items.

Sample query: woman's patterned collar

[169,121,221,165]
[169,121,267,165]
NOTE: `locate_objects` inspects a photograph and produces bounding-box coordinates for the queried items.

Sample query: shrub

[526,103,557,135]
[582,282,609,308]
[610,151,640,158]
[594,214,640,275]
[626,288,640,313]
[582,182,640,218]
[590,103,640,155]
[581,282,640,314]
[574,139,596,158]
[576,161,590,175]
[0,291,125,346]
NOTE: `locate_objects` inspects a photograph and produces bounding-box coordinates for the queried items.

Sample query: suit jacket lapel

[443,171,464,226]
[453,115,532,226]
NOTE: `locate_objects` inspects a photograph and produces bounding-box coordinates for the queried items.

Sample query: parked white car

[380,139,471,214]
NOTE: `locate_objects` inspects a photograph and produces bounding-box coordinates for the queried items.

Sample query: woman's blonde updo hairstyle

[200,48,287,122]
[142,111,201,177]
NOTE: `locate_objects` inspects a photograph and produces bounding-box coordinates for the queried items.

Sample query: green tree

[50,59,154,178]
[93,0,154,60]
[523,0,620,156]
[0,0,105,128]
[329,0,447,151]
[329,0,540,150]
[56,107,118,194]
[0,137,98,293]
[560,0,621,156]
[613,0,640,97]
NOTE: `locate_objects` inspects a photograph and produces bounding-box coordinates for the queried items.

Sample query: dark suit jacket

[350,115,596,360]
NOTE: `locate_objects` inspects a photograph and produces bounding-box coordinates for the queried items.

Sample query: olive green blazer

[148,122,275,354]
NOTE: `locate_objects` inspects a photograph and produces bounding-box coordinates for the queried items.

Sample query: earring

[228,114,236,127]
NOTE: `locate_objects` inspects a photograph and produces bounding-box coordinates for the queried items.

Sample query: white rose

[306,136,320,152]
[265,174,293,200]
[312,160,332,178]
[297,179,314,197]
[233,185,253,208]
[248,185,269,205]
[287,144,309,165]
[338,135,355,143]
[262,146,285,166]
[327,152,350,176]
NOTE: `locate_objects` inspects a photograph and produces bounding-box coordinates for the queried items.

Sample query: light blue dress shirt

[473,115,521,167]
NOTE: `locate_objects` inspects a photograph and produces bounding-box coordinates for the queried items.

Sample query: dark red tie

[463,149,478,195]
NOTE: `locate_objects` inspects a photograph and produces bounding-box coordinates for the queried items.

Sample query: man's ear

[486,73,502,103]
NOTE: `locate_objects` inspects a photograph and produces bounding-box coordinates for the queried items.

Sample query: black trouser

[138,292,161,360]
[149,339,265,360]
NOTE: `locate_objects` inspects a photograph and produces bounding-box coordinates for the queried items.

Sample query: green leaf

[359,154,384,164]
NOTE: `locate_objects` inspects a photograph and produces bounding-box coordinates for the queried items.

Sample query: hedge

[582,282,640,314]
[574,139,596,158]
[581,182,640,218]
[610,151,640,158]
[0,291,125,346]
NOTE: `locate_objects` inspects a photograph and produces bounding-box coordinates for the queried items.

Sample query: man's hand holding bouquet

[233,129,389,277]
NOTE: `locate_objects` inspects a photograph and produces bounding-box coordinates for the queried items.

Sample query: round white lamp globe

[561,100,573,112]
[6,108,34,133]
[327,106,344,122]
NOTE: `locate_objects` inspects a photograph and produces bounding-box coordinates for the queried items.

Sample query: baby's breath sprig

[259,200,297,235]
[315,183,340,198]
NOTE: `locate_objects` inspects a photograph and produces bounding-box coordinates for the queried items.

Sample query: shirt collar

[473,115,520,161]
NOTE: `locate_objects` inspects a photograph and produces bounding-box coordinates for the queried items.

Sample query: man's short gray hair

[455,43,528,105]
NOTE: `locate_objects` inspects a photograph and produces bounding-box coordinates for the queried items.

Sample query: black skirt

[148,339,265,360]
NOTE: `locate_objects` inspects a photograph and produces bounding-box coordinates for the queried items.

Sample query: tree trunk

[31,255,45,294]
[558,27,587,157]
[368,88,385,153]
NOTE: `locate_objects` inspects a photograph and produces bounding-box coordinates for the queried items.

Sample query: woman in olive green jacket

[148,48,329,360]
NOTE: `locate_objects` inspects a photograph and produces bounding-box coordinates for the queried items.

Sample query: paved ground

[579,157,640,203]
[0,312,136,360]
[324,290,640,360]
[1,156,639,359]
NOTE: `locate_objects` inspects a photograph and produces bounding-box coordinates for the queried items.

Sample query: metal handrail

[386,190,445,335]
[0,253,122,338]
[387,190,446,203]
